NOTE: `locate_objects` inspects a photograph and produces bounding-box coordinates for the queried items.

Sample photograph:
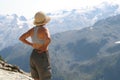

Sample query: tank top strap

[34,27,39,38]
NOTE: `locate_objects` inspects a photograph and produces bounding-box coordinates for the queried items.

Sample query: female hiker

[19,11,51,80]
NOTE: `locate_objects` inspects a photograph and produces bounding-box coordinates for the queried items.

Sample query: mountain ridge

[0,13,120,80]
[0,3,119,50]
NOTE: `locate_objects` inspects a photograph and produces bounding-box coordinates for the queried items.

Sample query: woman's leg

[30,49,40,80]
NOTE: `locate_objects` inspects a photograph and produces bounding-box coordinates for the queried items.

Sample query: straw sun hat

[33,11,50,26]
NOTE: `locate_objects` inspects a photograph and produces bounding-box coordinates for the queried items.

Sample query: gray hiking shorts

[30,49,51,80]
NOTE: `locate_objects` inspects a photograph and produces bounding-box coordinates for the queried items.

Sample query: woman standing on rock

[19,11,51,80]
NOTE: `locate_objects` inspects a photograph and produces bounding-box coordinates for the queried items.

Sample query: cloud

[0,0,120,18]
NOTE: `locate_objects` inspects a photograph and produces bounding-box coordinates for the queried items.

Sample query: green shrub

[0,55,4,61]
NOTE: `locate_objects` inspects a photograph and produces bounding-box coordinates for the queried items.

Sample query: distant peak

[19,16,27,21]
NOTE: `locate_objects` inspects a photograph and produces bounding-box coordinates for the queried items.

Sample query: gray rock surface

[0,60,33,80]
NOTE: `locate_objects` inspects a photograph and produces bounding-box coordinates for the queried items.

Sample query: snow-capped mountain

[0,14,30,50]
[47,2,119,34]
[0,2,119,50]
[1,13,120,80]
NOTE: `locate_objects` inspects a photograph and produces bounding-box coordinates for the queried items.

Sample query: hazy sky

[0,0,119,19]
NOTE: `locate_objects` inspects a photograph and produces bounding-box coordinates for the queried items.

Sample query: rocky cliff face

[0,60,33,80]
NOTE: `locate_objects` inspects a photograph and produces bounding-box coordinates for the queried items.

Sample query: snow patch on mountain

[115,41,120,44]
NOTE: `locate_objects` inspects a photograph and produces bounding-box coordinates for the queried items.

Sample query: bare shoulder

[28,27,34,33]
[19,27,34,40]
[28,27,34,32]
[24,27,34,36]
[41,27,50,36]
[44,27,50,37]
[41,27,49,32]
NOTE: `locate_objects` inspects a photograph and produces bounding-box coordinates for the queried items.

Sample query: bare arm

[41,28,51,51]
[19,28,33,47]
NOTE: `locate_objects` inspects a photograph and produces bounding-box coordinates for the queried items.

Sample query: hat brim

[33,16,50,26]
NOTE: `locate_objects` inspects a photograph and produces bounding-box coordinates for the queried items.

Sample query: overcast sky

[0,0,120,19]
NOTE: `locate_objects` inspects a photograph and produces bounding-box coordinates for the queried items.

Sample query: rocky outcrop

[0,60,24,73]
[0,60,33,80]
